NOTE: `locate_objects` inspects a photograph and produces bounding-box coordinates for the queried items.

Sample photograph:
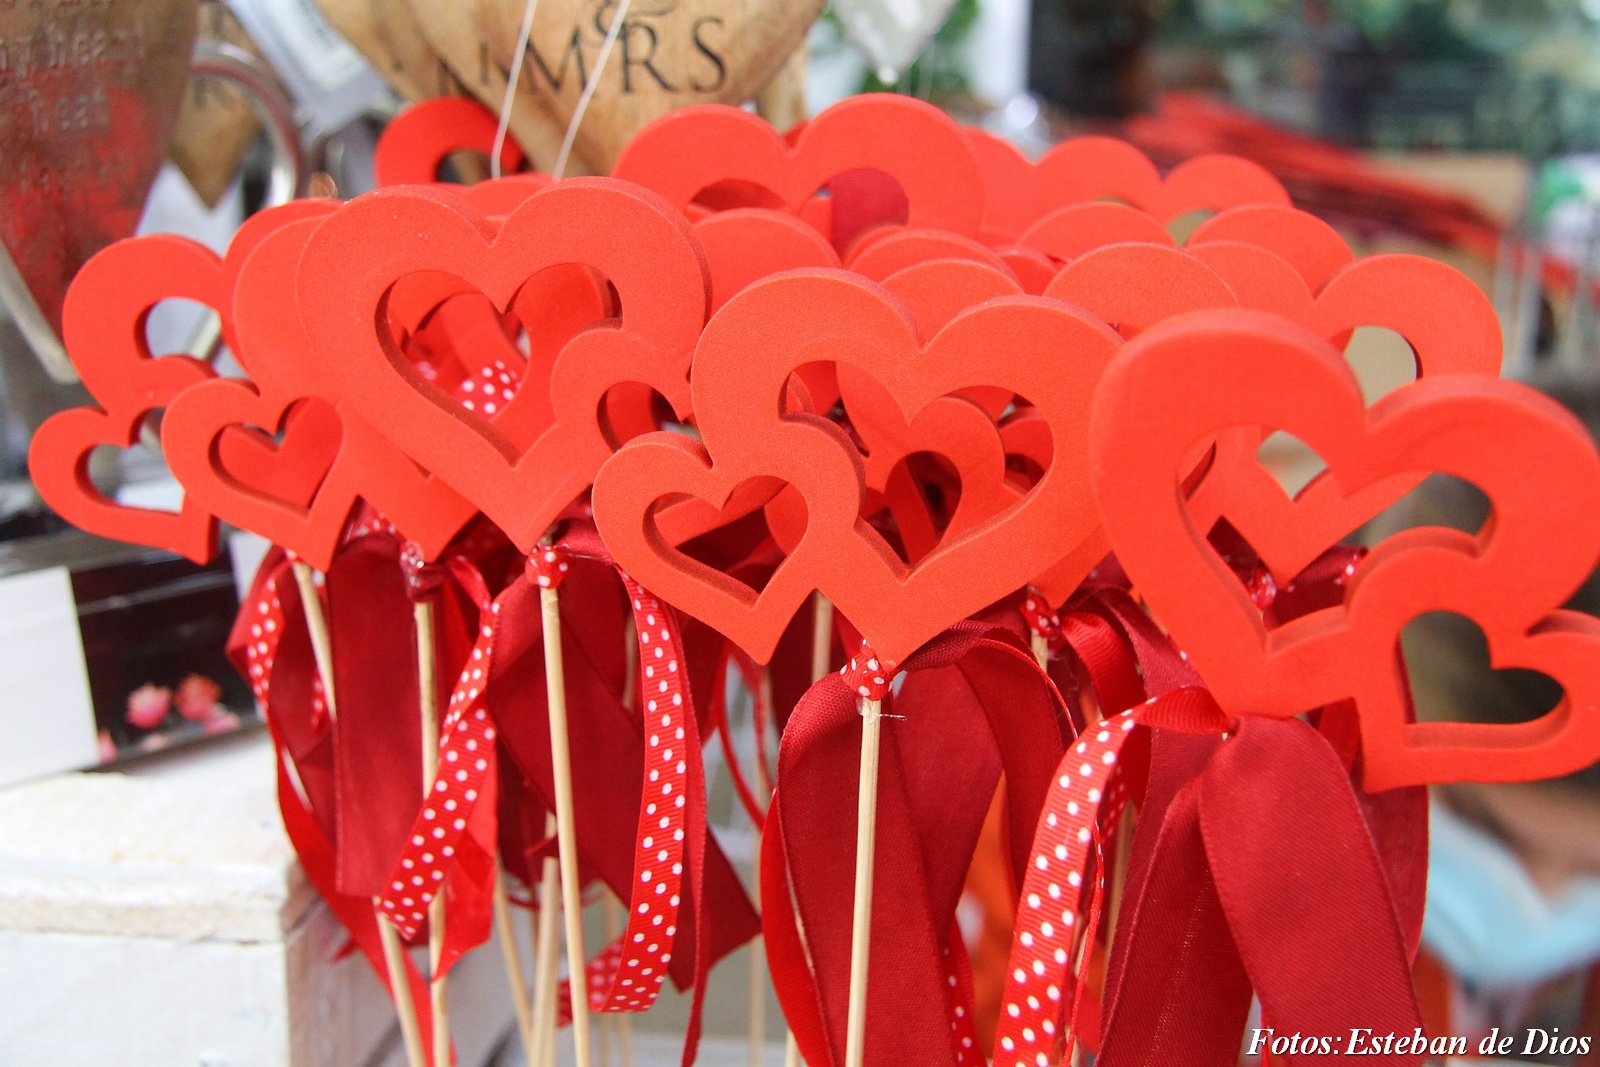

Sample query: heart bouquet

[29,93,1600,1067]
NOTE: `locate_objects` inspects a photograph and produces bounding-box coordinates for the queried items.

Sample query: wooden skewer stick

[810,593,833,684]
[416,600,452,1067]
[291,560,425,1067]
[1030,632,1050,672]
[531,813,561,1067]
[376,899,428,1067]
[540,579,594,1066]
[492,865,537,1060]
[843,694,883,1067]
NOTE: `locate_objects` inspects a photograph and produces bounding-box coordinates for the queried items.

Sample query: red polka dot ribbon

[528,543,571,590]
[942,937,985,1065]
[240,567,289,707]
[589,572,695,1012]
[992,707,1138,1066]
[839,642,895,701]
[1020,588,1063,649]
[374,556,694,1016]
[378,569,504,939]
[399,540,448,600]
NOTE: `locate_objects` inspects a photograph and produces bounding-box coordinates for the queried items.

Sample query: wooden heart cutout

[164,216,481,566]
[1019,202,1174,267]
[374,97,526,187]
[1184,253,1504,579]
[476,0,825,171]
[695,208,839,313]
[298,179,709,551]
[593,269,1120,664]
[846,228,1011,282]
[403,1,571,171]
[1091,310,1600,788]
[1188,205,1353,292]
[1043,243,1239,338]
[29,235,232,561]
[966,129,1289,242]
[612,94,985,239]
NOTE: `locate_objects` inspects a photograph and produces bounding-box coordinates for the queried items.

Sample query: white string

[490,0,541,179]
[552,0,632,179]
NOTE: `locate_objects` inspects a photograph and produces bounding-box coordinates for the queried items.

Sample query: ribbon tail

[1199,718,1425,1064]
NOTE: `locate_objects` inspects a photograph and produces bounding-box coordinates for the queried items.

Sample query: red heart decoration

[846,228,1012,282]
[1184,253,1504,578]
[694,208,840,314]
[373,97,526,188]
[593,269,1120,664]
[612,94,986,239]
[163,381,350,568]
[298,180,709,551]
[1188,204,1353,292]
[1019,202,1175,263]
[1043,242,1238,337]
[966,128,1290,241]
[29,235,230,561]
[163,216,482,567]
[1091,310,1600,788]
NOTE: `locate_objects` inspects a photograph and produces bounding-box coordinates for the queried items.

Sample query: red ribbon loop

[1021,588,1063,647]
[399,540,448,600]
[527,543,572,590]
[840,641,895,701]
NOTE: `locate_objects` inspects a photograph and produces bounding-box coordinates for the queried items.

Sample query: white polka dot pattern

[942,942,985,1065]
[992,708,1137,1066]
[242,573,287,707]
[373,561,692,1017]
[586,572,693,1013]
[377,588,505,939]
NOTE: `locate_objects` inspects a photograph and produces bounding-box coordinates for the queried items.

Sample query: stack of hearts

[28,92,1600,1067]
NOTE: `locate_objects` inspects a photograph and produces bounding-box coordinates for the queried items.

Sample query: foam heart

[1091,311,1600,788]
[695,208,840,313]
[298,179,709,551]
[373,97,526,187]
[612,94,985,239]
[1042,243,1238,338]
[846,228,1011,282]
[593,269,1120,663]
[1184,253,1504,579]
[29,235,232,561]
[1188,205,1352,292]
[164,216,481,567]
[476,0,825,171]
[965,128,1290,242]
[162,381,352,569]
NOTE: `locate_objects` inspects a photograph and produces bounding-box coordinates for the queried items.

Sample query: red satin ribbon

[998,542,1430,1066]
[229,549,439,1053]
[765,623,1073,1067]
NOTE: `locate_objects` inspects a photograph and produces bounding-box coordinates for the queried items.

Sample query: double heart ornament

[161,212,484,570]
[593,268,1122,665]
[297,178,711,553]
[1092,310,1600,789]
[26,199,341,564]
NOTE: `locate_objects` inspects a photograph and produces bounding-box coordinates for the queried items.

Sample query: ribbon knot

[840,642,894,701]
[1021,588,1064,647]
[526,544,572,590]
[399,540,447,600]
